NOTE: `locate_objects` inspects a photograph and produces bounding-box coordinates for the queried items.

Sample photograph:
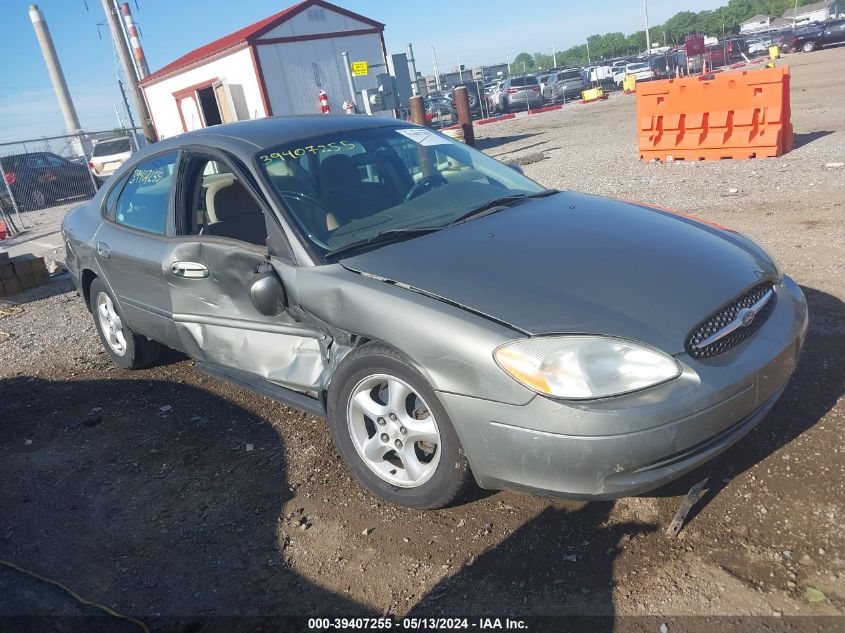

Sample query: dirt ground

[1,49,843,630]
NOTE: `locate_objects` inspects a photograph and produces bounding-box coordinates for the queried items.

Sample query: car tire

[803,41,816,52]
[326,342,473,509]
[30,189,47,210]
[89,277,161,369]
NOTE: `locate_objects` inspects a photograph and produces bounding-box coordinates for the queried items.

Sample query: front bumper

[439,276,808,499]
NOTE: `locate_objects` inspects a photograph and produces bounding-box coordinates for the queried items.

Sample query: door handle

[96,242,110,259]
[170,261,209,279]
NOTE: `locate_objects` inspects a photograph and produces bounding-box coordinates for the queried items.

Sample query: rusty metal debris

[666,476,711,538]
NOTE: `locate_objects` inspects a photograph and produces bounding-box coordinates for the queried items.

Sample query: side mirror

[508,163,525,175]
[249,262,286,316]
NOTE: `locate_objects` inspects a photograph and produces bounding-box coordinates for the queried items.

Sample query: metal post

[643,0,651,57]
[28,5,82,135]
[100,0,156,143]
[552,43,557,68]
[453,86,475,147]
[118,79,140,152]
[409,95,425,125]
[406,44,420,96]
[341,51,358,110]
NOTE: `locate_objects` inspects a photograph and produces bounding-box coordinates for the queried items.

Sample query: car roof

[142,115,411,156]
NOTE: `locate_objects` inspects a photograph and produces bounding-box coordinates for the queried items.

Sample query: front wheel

[327,343,473,509]
[802,41,816,52]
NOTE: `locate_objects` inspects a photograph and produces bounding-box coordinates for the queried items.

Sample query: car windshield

[256,126,545,259]
[92,138,131,156]
[627,63,649,71]
[559,70,581,80]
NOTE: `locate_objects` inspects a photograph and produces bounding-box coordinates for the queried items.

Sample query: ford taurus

[62,116,808,508]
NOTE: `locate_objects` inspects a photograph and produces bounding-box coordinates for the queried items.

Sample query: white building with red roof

[140,0,388,139]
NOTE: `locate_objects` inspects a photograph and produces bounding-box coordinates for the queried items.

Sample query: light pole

[643,0,651,56]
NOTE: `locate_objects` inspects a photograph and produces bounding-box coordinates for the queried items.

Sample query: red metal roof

[141,0,384,86]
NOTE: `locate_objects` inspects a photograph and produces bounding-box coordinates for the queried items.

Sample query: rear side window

[114,152,178,234]
[93,139,132,157]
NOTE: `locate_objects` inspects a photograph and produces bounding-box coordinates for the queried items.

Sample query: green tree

[513,52,534,71]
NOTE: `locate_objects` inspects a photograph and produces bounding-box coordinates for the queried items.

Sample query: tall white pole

[644,0,651,55]
[28,5,82,134]
[432,45,442,92]
[552,43,557,68]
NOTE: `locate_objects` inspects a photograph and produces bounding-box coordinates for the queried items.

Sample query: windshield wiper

[325,227,442,260]
[449,189,559,226]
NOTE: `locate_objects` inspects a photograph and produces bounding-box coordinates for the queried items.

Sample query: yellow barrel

[769,46,780,59]
[581,87,604,101]
[623,75,637,93]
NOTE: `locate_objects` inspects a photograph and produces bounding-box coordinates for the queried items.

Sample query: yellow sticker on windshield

[259,140,356,165]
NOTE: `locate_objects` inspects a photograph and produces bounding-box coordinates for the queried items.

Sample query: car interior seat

[318,154,394,230]
[206,179,267,246]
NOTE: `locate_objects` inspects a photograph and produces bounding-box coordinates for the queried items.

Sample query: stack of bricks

[0,252,50,297]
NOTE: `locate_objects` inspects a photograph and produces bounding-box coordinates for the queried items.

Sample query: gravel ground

[1,49,843,628]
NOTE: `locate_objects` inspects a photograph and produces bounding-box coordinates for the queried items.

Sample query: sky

[0,0,726,142]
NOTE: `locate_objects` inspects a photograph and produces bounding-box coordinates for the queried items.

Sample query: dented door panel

[166,239,326,394]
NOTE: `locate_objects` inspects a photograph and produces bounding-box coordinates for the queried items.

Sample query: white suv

[89,137,133,181]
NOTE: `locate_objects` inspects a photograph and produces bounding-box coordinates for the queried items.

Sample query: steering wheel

[404,173,448,202]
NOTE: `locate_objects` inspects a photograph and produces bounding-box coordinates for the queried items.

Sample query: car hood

[341,191,779,354]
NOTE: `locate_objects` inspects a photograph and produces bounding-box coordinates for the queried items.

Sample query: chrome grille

[686,283,776,358]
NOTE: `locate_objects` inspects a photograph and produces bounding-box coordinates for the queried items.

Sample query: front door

[165,151,326,395]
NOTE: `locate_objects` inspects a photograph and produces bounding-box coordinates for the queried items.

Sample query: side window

[44,154,67,167]
[103,174,128,218]
[115,152,178,235]
[180,156,268,248]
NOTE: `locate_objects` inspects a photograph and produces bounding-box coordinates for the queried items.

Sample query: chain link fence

[0,128,144,236]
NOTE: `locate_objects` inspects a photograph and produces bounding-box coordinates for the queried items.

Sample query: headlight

[494,336,681,400]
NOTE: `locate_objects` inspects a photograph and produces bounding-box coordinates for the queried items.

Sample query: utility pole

[101,0,156,142]
[28,5,82,135]
[506,51,511,75]
[643,0,651,56]
[586,39,591,64]
[457,56,463,82]
[552,43,557,68]
[792,0,798,27]
[432,45,442,92]
[406,43,419,96]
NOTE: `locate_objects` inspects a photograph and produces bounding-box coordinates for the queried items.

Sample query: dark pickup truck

[792,19,845,52]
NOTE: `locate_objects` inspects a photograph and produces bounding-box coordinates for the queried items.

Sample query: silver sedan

[62,116,808,508]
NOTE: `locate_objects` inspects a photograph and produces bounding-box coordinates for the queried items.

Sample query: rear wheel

[327,343,473,509]
[30,188,47,210]
[802,41,816,52]
[89,277,161,369]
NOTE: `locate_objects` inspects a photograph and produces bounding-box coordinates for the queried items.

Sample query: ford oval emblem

[740,308,756,327]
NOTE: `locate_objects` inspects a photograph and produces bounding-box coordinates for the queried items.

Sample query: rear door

[94,151,183,349]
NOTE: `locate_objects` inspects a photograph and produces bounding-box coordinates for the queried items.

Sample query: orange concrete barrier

[636,66,793,161]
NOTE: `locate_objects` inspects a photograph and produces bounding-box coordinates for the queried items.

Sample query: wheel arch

[80,268,98,312]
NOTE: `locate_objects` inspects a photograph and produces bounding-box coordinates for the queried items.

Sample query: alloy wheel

[346,373,441,488]
[96,292,127,356]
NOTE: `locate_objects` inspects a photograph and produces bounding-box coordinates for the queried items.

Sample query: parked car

[547,68,587,102]
[1,151,96,210]
[537,72,556,100]
[62,116,807,509]
[450,81,485,117]
[499,75,542,112]
[792,19,845,52]
[90,137,133,180]
[423,97,455,129]
[614,62,654,86]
